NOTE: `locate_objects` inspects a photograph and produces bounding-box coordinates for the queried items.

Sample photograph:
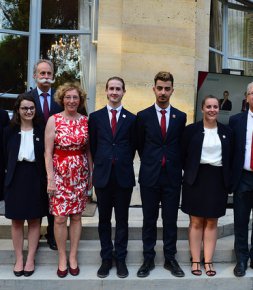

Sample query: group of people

[0,60,253,280]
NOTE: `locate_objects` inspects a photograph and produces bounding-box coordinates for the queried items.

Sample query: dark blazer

[136,105,186,188]
[31,88,62,124]
[229,111,248,191]
[0,109,10,200]
[3,125,47,193]
[181,120,232,189]
[88,106,136,188]
[219,99,232,111]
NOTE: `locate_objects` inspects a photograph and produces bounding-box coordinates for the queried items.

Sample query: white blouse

[18,129,35,162]
[200,127,222,166]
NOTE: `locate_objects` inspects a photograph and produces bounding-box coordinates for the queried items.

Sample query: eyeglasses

[64,95,80,101]
[20,106,35,112]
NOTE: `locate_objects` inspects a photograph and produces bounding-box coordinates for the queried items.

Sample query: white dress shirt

[37,87,52,111]
[200,127,222,166]
[107,104,122,125]
[18,129,35,162]
[243,109,253,171]
[155,103,171,131]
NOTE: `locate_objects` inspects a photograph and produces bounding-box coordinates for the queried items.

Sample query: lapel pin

[123,114,126,118]
[36,137,40,141]
[222,135,226,139]
[172,114,176,118]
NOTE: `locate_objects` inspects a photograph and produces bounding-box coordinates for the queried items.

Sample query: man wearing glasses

[31,59,62,250]
[229,82,253,277]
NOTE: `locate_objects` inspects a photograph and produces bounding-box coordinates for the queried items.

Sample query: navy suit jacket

[88,106,136,188]
[31,88,62,125]
[0,109,10,200]
[219,99,232,111]
[229,111,248,191]
[3,125,47,193]
[181,120,232,189]
[136,105,186,188]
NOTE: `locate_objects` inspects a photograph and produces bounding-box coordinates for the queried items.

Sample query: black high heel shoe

[204,262,216,277]
[191,261,202,276]
[13,270,24,277]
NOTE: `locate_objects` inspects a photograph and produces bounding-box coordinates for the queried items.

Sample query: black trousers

[95,167,133,261]
[234,170,253,263]
[140,167,180,261]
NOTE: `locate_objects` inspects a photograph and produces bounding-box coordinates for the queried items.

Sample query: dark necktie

[111,109,117,136]
[160,109,167,166]
[41,92,49,122]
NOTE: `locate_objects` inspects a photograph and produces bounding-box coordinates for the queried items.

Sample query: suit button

[112,143,116,146]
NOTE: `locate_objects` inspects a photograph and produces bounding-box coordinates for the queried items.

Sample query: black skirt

[181,164,228,218]
[4,161,48,220]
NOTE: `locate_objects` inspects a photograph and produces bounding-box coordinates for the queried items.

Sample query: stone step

[0,263,252,290]
[0,208,236,240]
[0,235,236,266]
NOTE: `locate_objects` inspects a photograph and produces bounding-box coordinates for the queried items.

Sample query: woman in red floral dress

[45,82,92,278]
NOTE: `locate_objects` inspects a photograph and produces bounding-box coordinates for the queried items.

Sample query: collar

[37,87,52,97]
[155,103,171,113]
[107,104,122,113]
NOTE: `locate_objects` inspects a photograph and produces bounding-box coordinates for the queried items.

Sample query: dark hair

[201,95,219,109]
[10,93,39,127]
[105,76,126,91]
[154,71,174,86]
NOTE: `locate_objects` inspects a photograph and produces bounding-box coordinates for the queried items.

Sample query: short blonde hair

[54,82,87,109]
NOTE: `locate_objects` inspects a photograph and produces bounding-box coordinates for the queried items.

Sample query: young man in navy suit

[229,82,253,277]
[89,77,136,278]
[31,59,62,250]
[136,71,186,278]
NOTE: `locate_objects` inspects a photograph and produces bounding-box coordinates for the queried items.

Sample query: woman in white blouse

[3,93,47,277]
[181,95,232,277]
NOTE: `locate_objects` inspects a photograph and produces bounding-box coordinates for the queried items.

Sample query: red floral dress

[49,113,89,216]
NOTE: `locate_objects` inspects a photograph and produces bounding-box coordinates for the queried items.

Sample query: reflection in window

[0,33,28,94]
[0,0,30,31]
[41,0,79,30]
[40,34,90,90]
[209,0,222,50]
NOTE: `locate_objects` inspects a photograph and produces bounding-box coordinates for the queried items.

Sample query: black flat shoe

[137,259,155,278]
[116,260,129,278]
[24,269,35,277]
[13,270,24,277]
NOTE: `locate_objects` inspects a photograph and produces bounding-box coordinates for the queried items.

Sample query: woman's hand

[47,178,56,194]
[87,174,93,190]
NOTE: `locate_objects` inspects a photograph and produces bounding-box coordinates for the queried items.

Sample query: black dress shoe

[164,259,185,277]
[13,270,24,277]
[97,260,112,278]
[250,261,253,269]
[116,260,129,278]
[137,259,155,278]
[233,262,247,277]
[45,234,58,251]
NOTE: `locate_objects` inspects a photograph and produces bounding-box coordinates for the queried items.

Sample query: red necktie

[41,92,49,122]
[160,109,167,166]
[250,132,253,170]
[111,109,117,136]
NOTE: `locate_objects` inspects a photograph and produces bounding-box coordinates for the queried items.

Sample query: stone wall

[96,0,211,123]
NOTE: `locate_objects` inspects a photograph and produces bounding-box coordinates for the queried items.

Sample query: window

[0,0,98,113]
[209,0,253,75]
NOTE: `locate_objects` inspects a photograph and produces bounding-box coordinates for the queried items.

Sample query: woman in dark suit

[0,108,10,201]
[3,93,48,277]
[181,95,232,276]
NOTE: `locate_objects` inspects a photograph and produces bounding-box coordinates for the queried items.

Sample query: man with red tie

[88,77,136,279]
[229,82,253,277]
[136,71,186,278]
[31,59,62,250]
